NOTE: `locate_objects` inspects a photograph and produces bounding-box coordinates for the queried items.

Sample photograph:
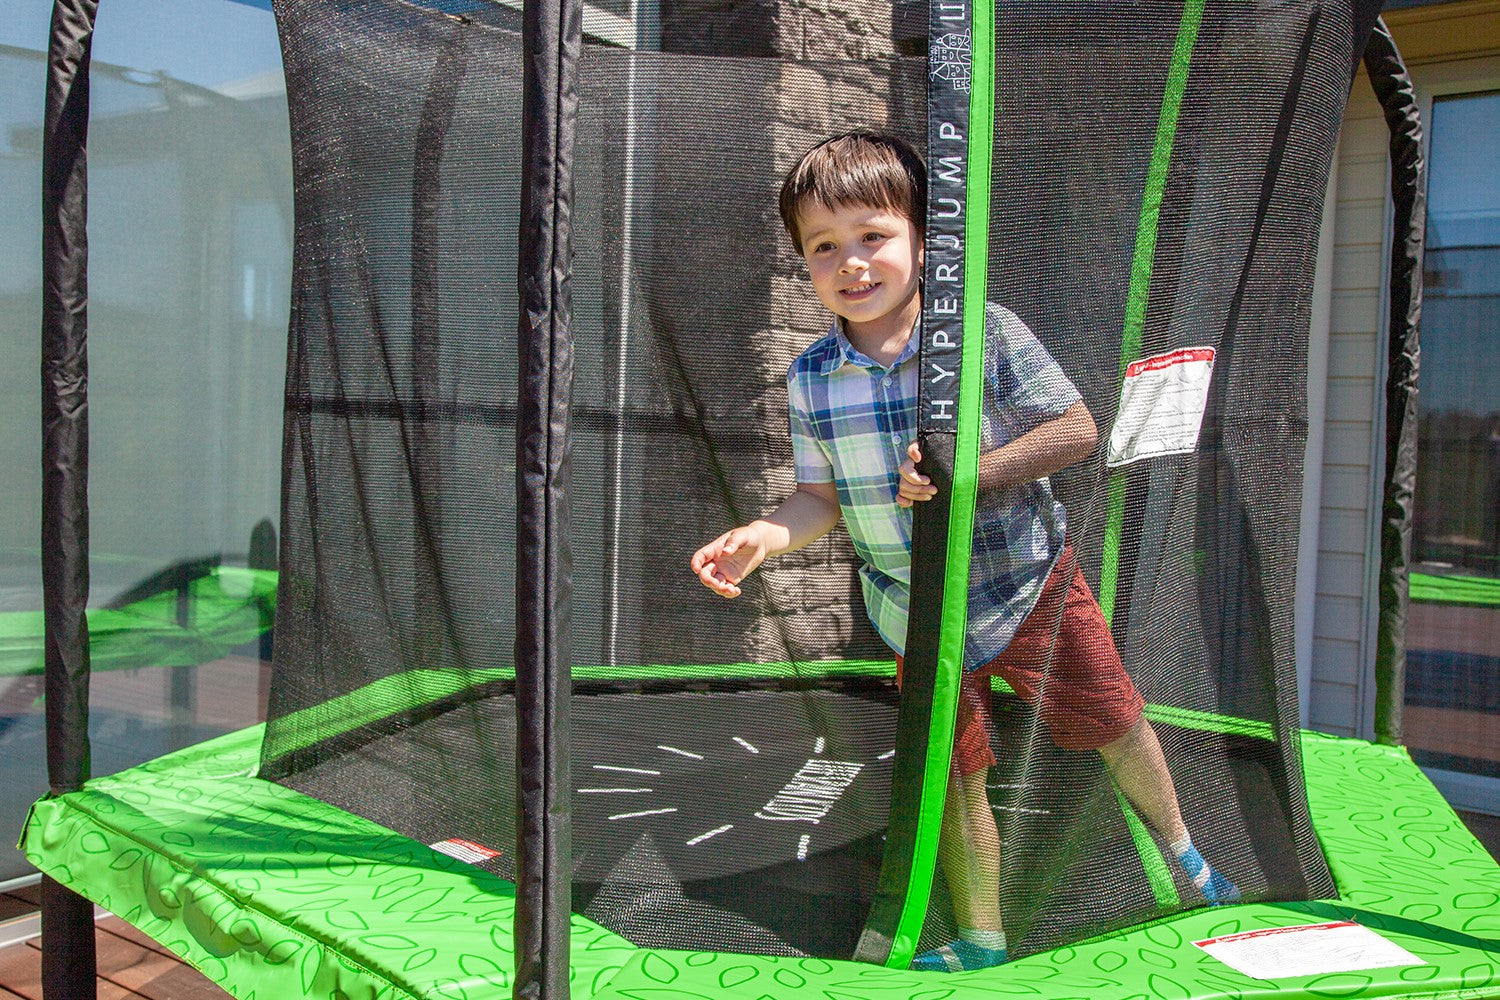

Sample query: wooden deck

[0,917,231,1000]
[0,882,228,1000]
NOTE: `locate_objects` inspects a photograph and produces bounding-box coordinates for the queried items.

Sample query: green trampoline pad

[1410,572,1500,608]
[0,566,276,678]
[21,728,1499,1000]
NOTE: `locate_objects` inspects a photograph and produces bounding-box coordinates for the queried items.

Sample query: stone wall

[587,0,919,667]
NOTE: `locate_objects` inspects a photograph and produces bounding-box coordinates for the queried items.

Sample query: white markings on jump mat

[756,759,864,825]
[733,736,759,754]
[608,807,677,821]
[658,745,704,760]
[686,824,734,846]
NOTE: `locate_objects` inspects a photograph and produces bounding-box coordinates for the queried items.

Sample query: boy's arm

[690,481,841,598]
[897,401,1096,508]
[976,400,1096,490]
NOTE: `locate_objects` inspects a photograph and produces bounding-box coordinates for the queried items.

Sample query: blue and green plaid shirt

[788,304,1080,669]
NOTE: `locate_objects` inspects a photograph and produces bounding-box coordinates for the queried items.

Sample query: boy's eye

[812,241,835,253]
[862,231,885,243]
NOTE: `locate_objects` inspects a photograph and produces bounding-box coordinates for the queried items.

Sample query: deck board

[0,920,230,1000]
[91,924,230,999]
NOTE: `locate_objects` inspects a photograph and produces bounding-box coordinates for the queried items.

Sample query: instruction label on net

[1107,346,1215,468]
[1194,921,1424,980]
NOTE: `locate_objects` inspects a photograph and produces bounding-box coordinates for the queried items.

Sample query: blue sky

[1,0,281,88]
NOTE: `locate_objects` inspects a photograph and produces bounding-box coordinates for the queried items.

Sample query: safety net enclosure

[24,0,1500,997]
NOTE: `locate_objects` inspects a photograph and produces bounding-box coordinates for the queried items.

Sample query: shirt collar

[816,318,920,376]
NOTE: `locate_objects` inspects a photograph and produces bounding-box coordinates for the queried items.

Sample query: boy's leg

[912,671,1008,972]
[1040,560,1241,904]
[998,548,1240,905]
[1096,715,1186,844]
[1095,716,1239,902]
[937,764,1002,933]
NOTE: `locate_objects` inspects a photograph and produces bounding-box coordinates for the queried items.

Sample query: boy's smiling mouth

[841,281,879,298]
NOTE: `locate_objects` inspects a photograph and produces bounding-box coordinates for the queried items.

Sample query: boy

[690,131,1237,972]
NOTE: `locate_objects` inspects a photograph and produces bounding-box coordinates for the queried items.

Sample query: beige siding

[1309,80,1385,737]
[1382,0,1500,63]
[1305,1,1500,738]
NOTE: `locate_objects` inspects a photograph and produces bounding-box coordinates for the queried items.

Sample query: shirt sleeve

[788,369,835,484]
[983,304,1082,442]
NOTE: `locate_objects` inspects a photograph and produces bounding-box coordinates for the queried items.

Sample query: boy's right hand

[690,525,770,599]
[897,442,937,508]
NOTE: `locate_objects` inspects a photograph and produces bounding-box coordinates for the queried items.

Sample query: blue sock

[911,937,1008,972]
[1174,838,1241,905]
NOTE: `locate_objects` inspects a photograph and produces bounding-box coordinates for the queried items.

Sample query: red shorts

[896,545,1145,775]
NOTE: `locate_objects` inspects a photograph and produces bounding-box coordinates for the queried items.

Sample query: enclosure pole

[41,0,99,995]
[515,0,580,991]
[1364,17,1425,747]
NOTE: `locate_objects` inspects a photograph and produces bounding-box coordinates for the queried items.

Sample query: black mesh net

[916,0,1349,961]
[264,0,1354,967]
[264,0,525,872]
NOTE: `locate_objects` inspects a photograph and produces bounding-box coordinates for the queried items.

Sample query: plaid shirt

[789,304,1080,669]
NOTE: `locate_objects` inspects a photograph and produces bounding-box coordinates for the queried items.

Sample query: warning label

[1107,346,1215,468]
[430,838,502,867]
[1195,921,1425,980]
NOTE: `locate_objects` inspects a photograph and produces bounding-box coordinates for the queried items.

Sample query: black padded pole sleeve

[514,0,580,992]
[42,0,94,813]
[41,0,98,994]
[1364,17,1424,747]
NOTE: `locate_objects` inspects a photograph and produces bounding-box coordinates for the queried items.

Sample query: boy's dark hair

[778,130,926,250]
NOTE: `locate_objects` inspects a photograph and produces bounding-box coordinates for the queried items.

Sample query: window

[1405,89,1500,800]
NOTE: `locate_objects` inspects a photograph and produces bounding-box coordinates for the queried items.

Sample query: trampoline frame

[34,0,1471,997]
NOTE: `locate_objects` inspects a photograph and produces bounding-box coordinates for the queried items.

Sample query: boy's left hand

[897,442,937,508]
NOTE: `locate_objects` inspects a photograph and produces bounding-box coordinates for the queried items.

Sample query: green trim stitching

[262,660,899,764]
[1097,0,1205,625]
[1144,702,1274,741]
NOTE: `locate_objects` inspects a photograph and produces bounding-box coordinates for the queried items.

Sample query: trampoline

[24,723,1499,997]
[26,0,1500,996]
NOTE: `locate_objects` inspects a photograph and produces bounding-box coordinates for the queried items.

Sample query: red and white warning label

[1107,346,1215,468]
[1194,921,1424,980]
[430,838,502,866]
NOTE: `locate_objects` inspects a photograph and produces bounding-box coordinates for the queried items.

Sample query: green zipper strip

[1098,0,1206,625]
[885,1,998,969]
[1095,0,1206,914]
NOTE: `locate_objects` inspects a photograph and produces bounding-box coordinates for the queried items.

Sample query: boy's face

[796,200,922,343]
